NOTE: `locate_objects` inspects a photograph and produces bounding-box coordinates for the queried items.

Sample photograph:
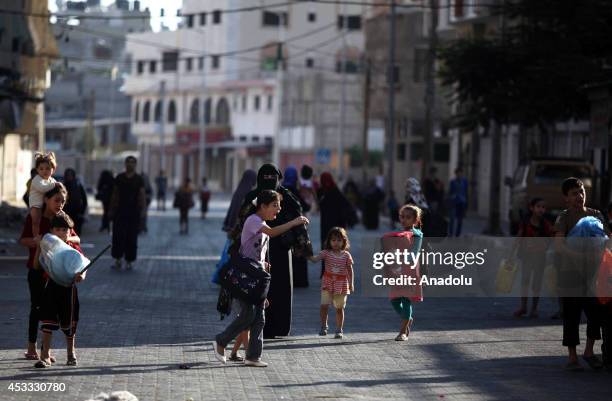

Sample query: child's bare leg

[320,305,329,329]
[335,308,344,332]
[31,208,41,237]
[65,331,76,357]
[400,319,410,335]
[27,341,37,354]
[231,330,248,356]
[39,331,52,363]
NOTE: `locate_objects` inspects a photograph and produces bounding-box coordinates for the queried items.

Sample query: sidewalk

[0,198,609,401]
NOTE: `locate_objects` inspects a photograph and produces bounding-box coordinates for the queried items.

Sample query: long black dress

[230,164,312,338]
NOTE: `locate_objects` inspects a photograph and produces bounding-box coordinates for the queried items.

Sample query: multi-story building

[0,0,58,203]
[125,0,369,191]
[364,2,452,199]
[45,0,150,186]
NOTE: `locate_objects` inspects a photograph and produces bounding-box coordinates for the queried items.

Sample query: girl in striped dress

[309,227,354,338]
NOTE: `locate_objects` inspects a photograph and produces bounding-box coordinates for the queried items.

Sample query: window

[267,95,273,110]
[239,136,247,142]
[216,98,230,124]
[199,12,207,26]
[167,100,176,123]
[434,143,450,162]
[397,143,406,161]
[137,60,144,74]
[189,99,200,124]
[454,0,465,18]
[254,95,260,111]
[212,10,221,24]
[252,136,260,142]
[186,14,194,28]
[410,143,423,161]
[306,58,314,68]
[149,60,157,73]
[336,47,361,74]
[308,12,316,22]
[133,101,140,122]
[143,101,151,122]
[262,11,288,27]
[413,49,427,82]
[154,100,162,122]
[260,42,286,71]
[162,51,179,72]
[204,98,212,124]
[186,57,193,71]
[198,56,204,70]
[242,95,247,111]
[211,55,220,70]
[337,15,362,31]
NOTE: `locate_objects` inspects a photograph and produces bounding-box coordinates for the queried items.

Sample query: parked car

[505,158,596,235]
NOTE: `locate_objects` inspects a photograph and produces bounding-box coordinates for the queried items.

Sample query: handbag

[495,258,518,294]
[218,253,271,305]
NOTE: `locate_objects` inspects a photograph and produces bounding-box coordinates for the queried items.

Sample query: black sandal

[229,354,244,362]
[66,355,78,366]
[34,359,51,369]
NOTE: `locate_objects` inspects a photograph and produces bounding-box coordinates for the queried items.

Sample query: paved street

[0,197,609,401]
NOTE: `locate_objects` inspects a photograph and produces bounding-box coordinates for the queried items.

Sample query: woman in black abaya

[231,164,312,338]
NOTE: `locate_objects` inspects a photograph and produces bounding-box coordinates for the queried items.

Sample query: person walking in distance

[109,156,146,271]
[174,177,195,234]
[96,170,114,232]
[200,177,211,219]
[155,170,168,211]
[448,167,468,237]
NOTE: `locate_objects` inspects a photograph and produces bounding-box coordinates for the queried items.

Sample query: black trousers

[27,269,45,343]
[562,297,602,347]
[601,302,612,366]
[112,216,140,262]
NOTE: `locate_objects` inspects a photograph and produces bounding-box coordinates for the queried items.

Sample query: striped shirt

[321,250,353,295]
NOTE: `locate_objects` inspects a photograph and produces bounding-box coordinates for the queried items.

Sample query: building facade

[125,0,369,191]
[0,0,58,203]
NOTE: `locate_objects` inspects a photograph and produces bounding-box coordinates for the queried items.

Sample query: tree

[438,0,612,234]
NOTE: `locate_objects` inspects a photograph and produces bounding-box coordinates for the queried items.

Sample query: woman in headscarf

[404,177,448,239]
[283,166,311,288]
[63,168,88,235]
[231,163,312,338]
[362,179,385,230]
[96,170,114,232]
[223,169,257,233]
[317,172,356,275]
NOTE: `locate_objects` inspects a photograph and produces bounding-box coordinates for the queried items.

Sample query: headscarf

[405,177,429,209]
[223,169,256,232]
[319,172,337,193]
[282,166,298,188]
[256,163,282,191]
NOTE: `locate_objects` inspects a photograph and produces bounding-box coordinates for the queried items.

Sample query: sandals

[582,355,603,370]
[34,359,52,369]
[229,353,244,362]
[66,354,78,366]
[24,351,39,360]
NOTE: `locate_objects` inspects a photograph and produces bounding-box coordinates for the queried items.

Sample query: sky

[48,0,180,31]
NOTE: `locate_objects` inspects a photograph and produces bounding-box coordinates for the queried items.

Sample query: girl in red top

[19,183,67,361]
[512,197,553,318]
[309,227,354,339]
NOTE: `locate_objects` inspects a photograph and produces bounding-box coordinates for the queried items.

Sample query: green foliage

[438,0,612,129]
[348,145,382,167]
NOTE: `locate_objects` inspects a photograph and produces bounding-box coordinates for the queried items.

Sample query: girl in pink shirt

[309,227,354,339]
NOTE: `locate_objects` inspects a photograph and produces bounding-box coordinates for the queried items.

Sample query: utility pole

[272,13,286,166]
[337,1,348,180]
[387,0,397,196]
[198,63,207,184]
[159,80,166,176]
[361,57,371,186]
[422,0,439,182]
[107,64,117,169]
